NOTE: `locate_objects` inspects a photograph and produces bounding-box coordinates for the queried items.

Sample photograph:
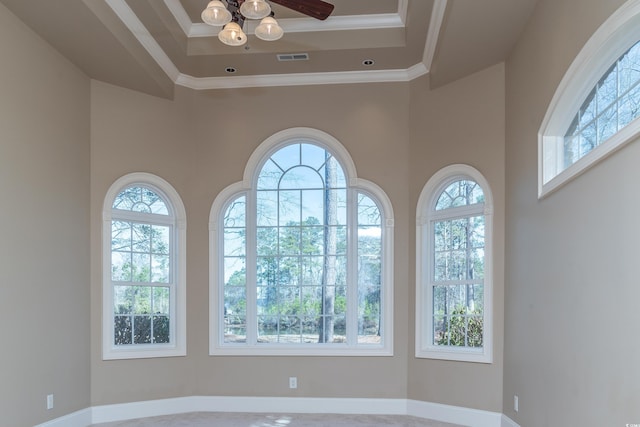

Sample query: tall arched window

[416,164,493,363]
[540,0,640,197]
[209,128,394,356]
[102,173,186,360]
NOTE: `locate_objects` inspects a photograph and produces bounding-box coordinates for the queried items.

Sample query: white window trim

[415,164,493,363]
[539,0,640,198]
[209,127,394,356]
[102,172,187,360]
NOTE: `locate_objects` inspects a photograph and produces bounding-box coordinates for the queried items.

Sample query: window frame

[102,172,187,360]
[209,127,394,356]
[415,164,493,363]
[539,0,640,198]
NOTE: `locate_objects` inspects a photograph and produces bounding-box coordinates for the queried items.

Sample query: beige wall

[407,65,506,412]
[0,3,91,426]
[504,0,640,425]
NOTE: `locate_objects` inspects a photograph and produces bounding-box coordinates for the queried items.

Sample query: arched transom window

[539,1,640,196]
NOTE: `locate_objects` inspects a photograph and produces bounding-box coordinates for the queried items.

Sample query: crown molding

[106,0,445,90]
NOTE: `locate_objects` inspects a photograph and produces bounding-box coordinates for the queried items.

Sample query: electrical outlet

[47,394,54,410]
[514,395,519,412]
[289,377,297,389]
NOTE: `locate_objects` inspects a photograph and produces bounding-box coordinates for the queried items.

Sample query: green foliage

[435,306,483,348]
[114,315,170,345]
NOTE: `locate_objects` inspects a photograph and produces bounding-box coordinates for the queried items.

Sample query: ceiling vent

[277,53,309,62]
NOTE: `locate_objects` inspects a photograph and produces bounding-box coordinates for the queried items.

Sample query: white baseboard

[38,396,513,427]
[501,414,521,427]
[33,408,92,427]
[407,399,503,427]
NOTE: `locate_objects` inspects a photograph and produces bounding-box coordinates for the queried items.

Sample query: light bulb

[201,0,232,26]
[218,22,247,46]
[239,0,271,20]
[255,16,283,41]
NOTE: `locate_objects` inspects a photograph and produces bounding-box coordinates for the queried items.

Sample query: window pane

[578,90,597,130]
[301,143,326,169]
[224,315,246,343]
[257,159,283,190]
[280,166,323,190]
[597,106,618,144]
[280,227,301,255]
[224,228,245,257]
[151,255,169,283]
[257,191,278,226]
[114,285,134,314]
[131,253,151,282]
[153,315,170,343]
[279,190,301,226]
[132,286,151,314]
[114,316,132,345]
[151,225,170,255]
[224,196,246,228]
[618,83,640,128]
[269,143,300,173]
[153,286,170,314]
[596,63,617,112]
[301,189,325,223]
[432,284,483,348]
[301,256,324,286]
[113,186,168,215]
[132,223,151,252]
[619,42,640,93]
[257,227,278,256]
[133,315,152,344]
[112,251,132,282]
[435,180,484,210]
[112,221,132,252]
[358,194,381,225]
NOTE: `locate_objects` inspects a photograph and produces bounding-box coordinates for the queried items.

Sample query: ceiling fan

[268,0,335,21]
[202,0,335,46]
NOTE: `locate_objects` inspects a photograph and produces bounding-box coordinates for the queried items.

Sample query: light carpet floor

[91,412,465,427]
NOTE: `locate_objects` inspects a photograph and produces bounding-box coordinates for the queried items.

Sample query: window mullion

[246,191,258,346]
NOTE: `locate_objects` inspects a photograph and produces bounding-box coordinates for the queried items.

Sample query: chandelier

[201,0,284,46]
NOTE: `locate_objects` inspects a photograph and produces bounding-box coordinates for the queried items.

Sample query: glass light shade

[218,22,247,46]
[239,0,271,20]
[201,0,232,26]
[255,17,283,41]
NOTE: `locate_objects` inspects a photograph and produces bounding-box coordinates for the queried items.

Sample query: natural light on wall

[539,0,640,197]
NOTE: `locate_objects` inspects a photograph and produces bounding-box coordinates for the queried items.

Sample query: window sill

[209,343,393,357]
[103,345,186,360]
[415,346,492,364]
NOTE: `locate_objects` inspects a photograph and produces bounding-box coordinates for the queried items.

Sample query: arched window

[102,173,186,360]
[416,164,493,363]
[539,0,640,197]
[209,128,394,356]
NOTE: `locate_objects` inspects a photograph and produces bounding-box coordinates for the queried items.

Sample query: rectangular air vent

[277,53,309,62]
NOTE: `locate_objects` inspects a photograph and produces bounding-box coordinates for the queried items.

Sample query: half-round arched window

[102,173,186,360]
[209,128,394,356]
[416,164,493,363]
[540,1,640,197]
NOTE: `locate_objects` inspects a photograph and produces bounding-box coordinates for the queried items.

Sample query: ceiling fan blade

[269,0,335,20]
